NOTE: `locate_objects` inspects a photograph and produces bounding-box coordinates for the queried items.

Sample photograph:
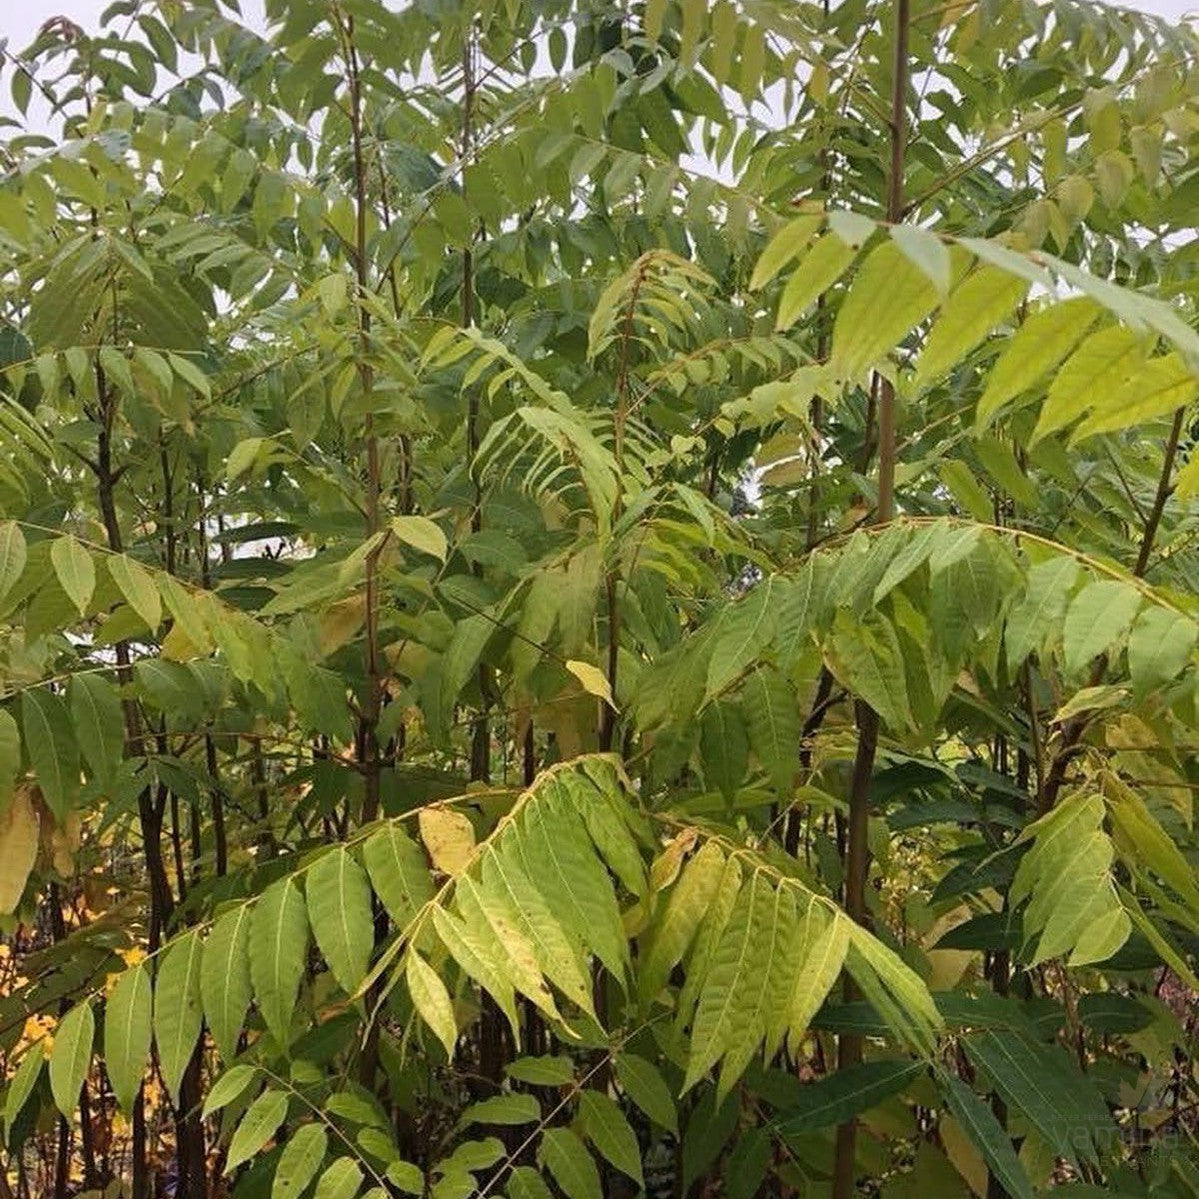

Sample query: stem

[832,4,908,1197]
[1041,406,1185,812]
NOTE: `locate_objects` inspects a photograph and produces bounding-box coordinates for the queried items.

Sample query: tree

[0,0,1198,1197]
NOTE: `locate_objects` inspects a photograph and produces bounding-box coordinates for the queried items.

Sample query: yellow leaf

[0,788,39,914]
[418,807,476,877]
[565,659,615,708]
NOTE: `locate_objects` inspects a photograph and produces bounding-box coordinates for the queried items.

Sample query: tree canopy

[1,1,1199,1197]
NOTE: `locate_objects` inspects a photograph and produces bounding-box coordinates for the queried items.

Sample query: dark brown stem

[1134,407,1184,577]
[832,5,908,1197]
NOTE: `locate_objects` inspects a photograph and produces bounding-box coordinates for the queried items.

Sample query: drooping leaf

[225,1089,289,1174]
[49,1001,94,1117]
[539,1128,602,1199]
[250,878,309,1050]
[0,786,39,915]
[940,1074,1034,1199]
[105,963,152,1113]
[203,905,253,1061]
[273,1123,328,1199]
[50,535,95,616]
[307,846,373,995]
[154,930,204,1104]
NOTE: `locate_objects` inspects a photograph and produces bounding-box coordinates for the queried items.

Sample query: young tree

[0,1,1197,1196]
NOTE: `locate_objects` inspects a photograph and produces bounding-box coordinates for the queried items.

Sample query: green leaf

[706,582,778,698]
[700,700,748,804]
[69,674,123,784]
[154,930,204,1104]
[250,878,309,1051]
[615,1051,677,1133]
[0,521,27,607]
[961,1029,1112,1166]
[390,515,448,562]
[307,847,373,995]
[775,233,857,331]
[914,266,1025,387]
[1004,555,1080,669]
[505,1166,556,1199]
[826,609,910,731]
[505,1055,574,1086]
[830,240,940,379]
[740,668,799,794]
[773,1060,922,1137]
[21,688,79,820]
[385,1160,424,1195]
[312,1159,363,1199]
[49,1001,94,1117]
[578,1090,644,1187]
[1061,580,1142,677]
[50,535,95,616]
[362,824,434,931]
[1126,605,1197,694]
[107,555,161,631]
[977,298,1102,425]
[539,1128,602,1199]
[104,963,151,1112]
[273,1123,329,1199]
[4,1046,44,1138]
[406,950,457,1057]
[225,1089,289,1174]
[750,215,823,291]
[202,1064,259,1118]
[459,1093,540,1127]
[939,1074,1034,1199]
[203,905,253,1061]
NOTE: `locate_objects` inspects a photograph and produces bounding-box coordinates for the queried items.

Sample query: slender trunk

[832,6,908,1197]
[93,371,191,1199]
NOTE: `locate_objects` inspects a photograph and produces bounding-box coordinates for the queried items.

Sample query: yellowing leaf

[0,787,39,914]
[565,659,615,707]
[405,950,457,1057]
[390,515,447,561]
[418,807,475,877]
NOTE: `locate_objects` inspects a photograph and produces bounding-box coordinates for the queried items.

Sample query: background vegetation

[1,0,1198,1197]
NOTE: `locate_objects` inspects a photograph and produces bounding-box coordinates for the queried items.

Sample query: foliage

[0,0,1198,1197]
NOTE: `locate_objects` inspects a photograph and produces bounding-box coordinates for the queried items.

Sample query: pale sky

[4,0,1196,48]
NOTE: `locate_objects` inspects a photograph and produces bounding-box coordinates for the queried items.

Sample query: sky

[3,0,1196,47]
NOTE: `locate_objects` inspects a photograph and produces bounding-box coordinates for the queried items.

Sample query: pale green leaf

[390,515,448,562]
[976,298,1102,425]
[1061,580,1142,677]
[154,929,204,1104]
[250,878,309,1050]
[775,234,856,331]
[0,521,27,607]
[69,674,123,784]
[203,905,253,1061]
[307,846,373,995]
[406,950,457,1057]
[50,535,95,615]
